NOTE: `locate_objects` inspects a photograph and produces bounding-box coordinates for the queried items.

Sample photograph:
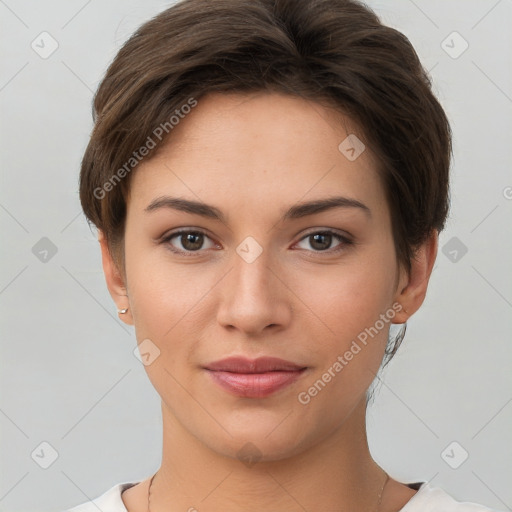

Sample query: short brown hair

[80,0,452,361]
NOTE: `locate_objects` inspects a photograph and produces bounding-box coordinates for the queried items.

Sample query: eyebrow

[144,195,371,222]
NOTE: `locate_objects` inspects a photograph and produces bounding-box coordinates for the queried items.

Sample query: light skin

[99,92,438,512]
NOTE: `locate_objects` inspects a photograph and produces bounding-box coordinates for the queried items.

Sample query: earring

[118,307,129,314]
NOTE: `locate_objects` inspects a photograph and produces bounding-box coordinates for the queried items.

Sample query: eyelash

[160,228,354,257]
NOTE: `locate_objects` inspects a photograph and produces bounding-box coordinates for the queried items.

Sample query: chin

[203,418,316,465]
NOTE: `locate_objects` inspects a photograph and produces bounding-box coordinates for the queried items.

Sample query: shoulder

[400,482,503,512]
[62,481,140,512]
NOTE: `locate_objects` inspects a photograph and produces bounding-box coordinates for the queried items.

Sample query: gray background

[0,1,511,511]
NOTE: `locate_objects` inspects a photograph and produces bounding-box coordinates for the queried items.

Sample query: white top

[65,481,503,512]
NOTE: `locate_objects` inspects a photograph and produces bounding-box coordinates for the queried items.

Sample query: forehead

[159,91,365,155]
[127,92,388,221]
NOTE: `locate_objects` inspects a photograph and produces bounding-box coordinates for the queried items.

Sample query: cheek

[124,252,210,399]
[123,240,227,384]
[127,257,208,341]
[300,258,397,341]
[295,252,398,390]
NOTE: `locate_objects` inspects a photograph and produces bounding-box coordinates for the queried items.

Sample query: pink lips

[204,356,307,398]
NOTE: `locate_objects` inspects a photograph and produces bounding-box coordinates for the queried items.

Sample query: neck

[149,397,387,512]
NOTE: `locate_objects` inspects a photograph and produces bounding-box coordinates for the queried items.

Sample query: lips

[204,356,306,373]
[203,356,308,398]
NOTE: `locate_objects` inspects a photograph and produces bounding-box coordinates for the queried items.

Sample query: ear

[98,231,133,326]
[392,230,438,324]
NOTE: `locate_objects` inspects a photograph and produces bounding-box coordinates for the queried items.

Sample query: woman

[66,0,500,510]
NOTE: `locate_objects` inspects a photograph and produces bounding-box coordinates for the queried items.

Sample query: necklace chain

[147,470,389,512]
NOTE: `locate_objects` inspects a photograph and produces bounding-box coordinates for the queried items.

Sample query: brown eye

[179,232,204,251]
[163,229,216,255]
[296,230,352,253]
[309,233,333,251]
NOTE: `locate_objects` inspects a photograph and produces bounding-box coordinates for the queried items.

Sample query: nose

[216,249,292,337]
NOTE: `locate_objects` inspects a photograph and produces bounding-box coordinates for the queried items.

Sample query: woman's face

[115,92,412,460]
